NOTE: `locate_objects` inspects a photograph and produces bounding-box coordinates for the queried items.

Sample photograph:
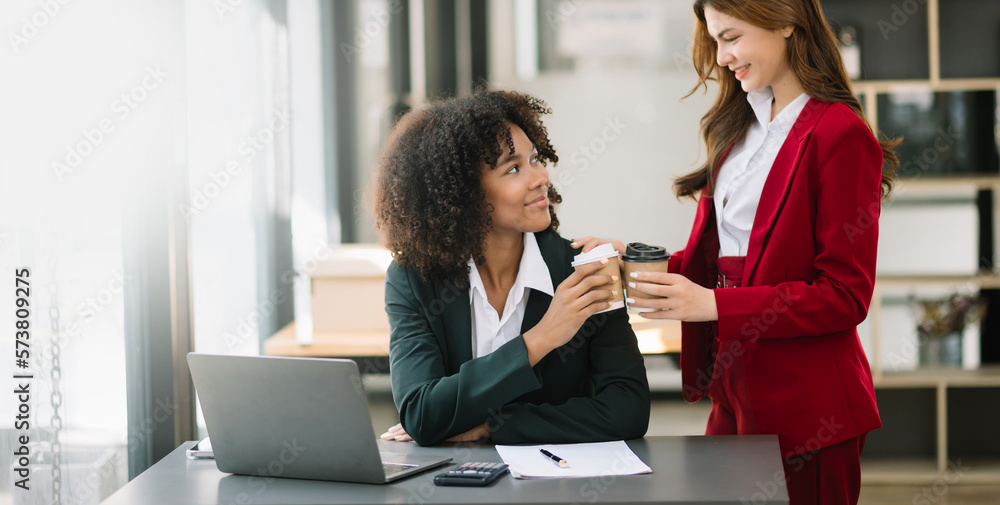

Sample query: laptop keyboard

[383,462,417,476]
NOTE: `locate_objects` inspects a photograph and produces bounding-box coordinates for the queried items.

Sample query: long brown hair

[675,0,899,200]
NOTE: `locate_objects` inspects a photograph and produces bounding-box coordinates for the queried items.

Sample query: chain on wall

[47,253,63,505]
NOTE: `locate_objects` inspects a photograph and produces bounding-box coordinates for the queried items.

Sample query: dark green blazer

[385,229,650,446]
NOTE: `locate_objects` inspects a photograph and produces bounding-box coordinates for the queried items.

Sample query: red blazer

[669,99,882,457]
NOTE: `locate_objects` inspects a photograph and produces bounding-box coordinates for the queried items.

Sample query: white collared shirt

[714,87,811,257]
[468,232,554,358]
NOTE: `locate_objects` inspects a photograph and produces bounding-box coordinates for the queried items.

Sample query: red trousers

[706,256,866,505]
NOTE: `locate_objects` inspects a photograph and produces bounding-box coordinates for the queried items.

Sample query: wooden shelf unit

[876,366,1000,388]
[854,79,1000,95]
[823,0,1000,485]
[263,322,391,357]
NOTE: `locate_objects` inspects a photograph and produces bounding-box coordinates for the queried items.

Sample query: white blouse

[714,87,811,257]
[467,232,554,358]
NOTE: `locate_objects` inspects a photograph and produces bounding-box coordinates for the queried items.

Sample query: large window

[0,1,334,502]
[0,1,185,501]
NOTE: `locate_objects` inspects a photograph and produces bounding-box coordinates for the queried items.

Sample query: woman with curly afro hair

[373,90,650,446]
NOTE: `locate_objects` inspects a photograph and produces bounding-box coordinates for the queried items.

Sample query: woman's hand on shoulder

[570,236,625,255]
[523,259,618,366]
[571,236,625,270]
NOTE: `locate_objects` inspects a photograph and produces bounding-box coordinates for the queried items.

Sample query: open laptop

[186,353,452,484]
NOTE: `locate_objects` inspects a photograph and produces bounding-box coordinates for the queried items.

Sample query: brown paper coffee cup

[621,242,670,312]
[571,243,624,313]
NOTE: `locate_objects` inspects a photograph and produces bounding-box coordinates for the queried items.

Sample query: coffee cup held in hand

[622,242,671,312]
[570,243,624,313]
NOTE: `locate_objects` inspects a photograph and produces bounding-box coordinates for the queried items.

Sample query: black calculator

[433,462,508,487]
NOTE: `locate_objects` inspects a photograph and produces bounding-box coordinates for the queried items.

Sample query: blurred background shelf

[860,457,942,485]
[889,174,1000,190]
[854,79,1000,94]
[822,0,1000,485]
[877,274,1000,289]
[875,365,1000,388]
[263,322,391,357]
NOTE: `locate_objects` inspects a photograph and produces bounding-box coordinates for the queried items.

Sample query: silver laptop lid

[187,353,388,484]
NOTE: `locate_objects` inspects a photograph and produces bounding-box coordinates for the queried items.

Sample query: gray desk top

[101,436,788,505]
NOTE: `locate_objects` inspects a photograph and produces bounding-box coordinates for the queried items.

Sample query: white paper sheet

[494,441,652,479]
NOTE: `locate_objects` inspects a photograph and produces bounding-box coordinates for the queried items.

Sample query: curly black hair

[372,89,562,287]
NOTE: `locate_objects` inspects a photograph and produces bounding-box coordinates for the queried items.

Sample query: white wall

[486,0,712,252]
[514,71,713,252]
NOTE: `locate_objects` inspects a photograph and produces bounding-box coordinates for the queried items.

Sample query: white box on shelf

[878,301,920,372]
[962,323,981,370]
[876,202,978,276]
[308,244,394,333]
[857,316,874,362]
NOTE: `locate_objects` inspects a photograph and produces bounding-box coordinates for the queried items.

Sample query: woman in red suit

[575,0,899,503]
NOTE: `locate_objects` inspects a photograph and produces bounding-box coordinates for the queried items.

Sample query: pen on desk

[539,449,569,468]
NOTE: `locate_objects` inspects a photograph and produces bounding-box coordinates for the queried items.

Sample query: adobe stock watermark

[896,126,961,178]
[221,235,330,352]
[783,417,845,469]
[65,451,121,505]
[882,282,980,370]
[555,311,608,363]
[405,475,440,505]
[127,395,177,453]
[472,405,521,440]
[554,117,628,189]
[232,439,308,505]
[180,108,290,220]
[877,0,927,41]
[212,0,245,21]
[405,446,474,505]
[844,125,962,244]
[339,0,404,62]
[572,449,641,504]
[54,269,133,343]
[741,466,788,504]
[912,459,970,505]
[738,286,801,341]
[683,286,801,400]
[741,417,845,504]
[75,270,131,324]
[842,188,882,245]
[51,65,167,182]
[671,44,694,74]
[222,286,289,353]
[543,0,584,28]
[413,279,465,326]
[7,0,72,53]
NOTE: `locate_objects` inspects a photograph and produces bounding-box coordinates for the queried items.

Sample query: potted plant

[912,292,986,368]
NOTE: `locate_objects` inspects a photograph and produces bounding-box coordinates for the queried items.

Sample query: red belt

[716,256,746,288]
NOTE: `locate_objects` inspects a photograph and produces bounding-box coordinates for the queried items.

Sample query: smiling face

[703,6,794,94]
[481,123,552,239]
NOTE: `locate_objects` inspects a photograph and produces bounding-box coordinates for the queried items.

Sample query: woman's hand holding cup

[523,259,618,366]
[626,271,718,322]
[619,242,716,321]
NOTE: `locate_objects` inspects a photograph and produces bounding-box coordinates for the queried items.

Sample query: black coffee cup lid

[622,242,670,262]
